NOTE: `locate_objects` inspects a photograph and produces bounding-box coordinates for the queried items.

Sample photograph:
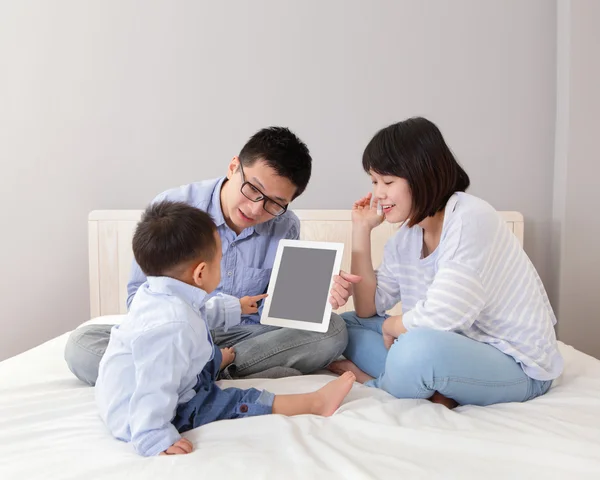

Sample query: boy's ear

[226,156,240,180]
[191,261,208,288]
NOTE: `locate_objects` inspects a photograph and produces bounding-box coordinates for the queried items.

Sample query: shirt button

[239,404,249,413]
[227,271,233,277]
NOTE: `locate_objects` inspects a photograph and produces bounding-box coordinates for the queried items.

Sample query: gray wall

[553,0,600,358]
[0,0,558,360]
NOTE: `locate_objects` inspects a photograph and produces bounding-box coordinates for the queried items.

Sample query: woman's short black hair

[132,201,218,277]
[362,117,470,226]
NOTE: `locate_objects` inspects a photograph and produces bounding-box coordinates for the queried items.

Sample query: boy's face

[201,232,223,294]
[221,157,297,234]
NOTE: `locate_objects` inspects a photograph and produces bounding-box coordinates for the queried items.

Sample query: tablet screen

[267,246,337,324]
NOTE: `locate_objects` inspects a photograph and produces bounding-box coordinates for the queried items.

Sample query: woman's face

[370,171,413,224]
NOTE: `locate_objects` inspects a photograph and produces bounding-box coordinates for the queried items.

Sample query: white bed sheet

[1,315,600,480]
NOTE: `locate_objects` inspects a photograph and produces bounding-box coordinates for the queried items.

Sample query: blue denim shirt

[96,276,240,456]
[127,177,300,325]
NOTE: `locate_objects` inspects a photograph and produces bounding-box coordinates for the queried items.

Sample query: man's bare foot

[328,359,374,384]
[220,347,235,370]
[311,371,356,416]
[430,391,459,409]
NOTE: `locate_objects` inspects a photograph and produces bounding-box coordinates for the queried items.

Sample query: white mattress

[1,315,600,480]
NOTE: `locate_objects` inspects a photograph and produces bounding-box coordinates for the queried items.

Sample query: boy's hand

[160,438,193,455]
[219,347,235,370]
[240,294,268,315]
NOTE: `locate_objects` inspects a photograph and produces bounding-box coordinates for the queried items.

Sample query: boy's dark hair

[239,126,312,199]
[132,201,218,277]
[362,117,470,227]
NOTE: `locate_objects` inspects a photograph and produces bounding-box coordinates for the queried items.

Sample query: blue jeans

[173,347,274,433]
[342,312,552,406]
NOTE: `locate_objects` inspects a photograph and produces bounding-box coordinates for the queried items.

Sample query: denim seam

[256,389,275,408]
[233,318,345,372]
[416,376,528,398]
[437,376,528,387]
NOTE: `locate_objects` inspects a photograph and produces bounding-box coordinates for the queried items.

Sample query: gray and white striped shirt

[375,192,563,381]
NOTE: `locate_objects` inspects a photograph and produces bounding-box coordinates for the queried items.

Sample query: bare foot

[328,359,374,384]
[430,391,459,409]
[220,347,235,370]
[311,371,356,416]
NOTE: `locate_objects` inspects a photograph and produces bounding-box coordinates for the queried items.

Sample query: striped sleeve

[375,239,402,316]
[402,261,486,332]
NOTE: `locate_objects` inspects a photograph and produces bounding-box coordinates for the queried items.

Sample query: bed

[1,210,599,480]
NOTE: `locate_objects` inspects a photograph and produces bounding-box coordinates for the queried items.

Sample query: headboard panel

[88,210,524,318]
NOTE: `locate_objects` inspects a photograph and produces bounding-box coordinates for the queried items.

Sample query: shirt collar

[146,276,209,310]
[206,176,227,228]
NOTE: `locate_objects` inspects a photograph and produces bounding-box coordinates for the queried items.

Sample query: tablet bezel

[259,239,344,333]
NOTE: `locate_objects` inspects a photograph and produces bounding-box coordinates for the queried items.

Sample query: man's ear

[192,261,208,289]
[226,156,240,180]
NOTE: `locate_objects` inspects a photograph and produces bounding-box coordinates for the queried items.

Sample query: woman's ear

[226,156,240,180]
[192,261,208,289]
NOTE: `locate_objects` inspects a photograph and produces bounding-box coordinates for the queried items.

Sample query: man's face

[221,157,297,233]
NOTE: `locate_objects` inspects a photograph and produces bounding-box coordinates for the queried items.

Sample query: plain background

[0,0,598,360]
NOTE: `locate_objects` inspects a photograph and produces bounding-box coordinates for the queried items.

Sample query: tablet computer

[260,239,344,333]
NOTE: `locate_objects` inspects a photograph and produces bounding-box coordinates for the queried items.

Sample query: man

[65,126,359,385]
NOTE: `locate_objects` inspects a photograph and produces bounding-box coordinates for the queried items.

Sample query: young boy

[95,200,355,457]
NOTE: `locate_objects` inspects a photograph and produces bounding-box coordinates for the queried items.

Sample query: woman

[329,117,563,407]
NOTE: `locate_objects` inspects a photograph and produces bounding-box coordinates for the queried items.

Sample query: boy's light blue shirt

[127,177,300,325]
[95,276,238,457]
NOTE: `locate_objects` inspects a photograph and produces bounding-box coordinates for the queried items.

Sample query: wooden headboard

[88,210,524,318]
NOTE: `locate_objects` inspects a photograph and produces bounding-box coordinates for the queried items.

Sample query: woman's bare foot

[430,391,459,409]
[311,371,356,416]
[220,347,235,370]
[328,359,374,384]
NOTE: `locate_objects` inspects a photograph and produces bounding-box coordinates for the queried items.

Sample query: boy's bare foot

[220,347,235,370]
[430,391,459,409]
[311,371,356,416]
[328,359,374,384]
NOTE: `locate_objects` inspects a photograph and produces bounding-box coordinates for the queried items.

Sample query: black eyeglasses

[238,163,288,217]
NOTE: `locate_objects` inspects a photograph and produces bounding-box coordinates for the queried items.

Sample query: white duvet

[1,315,600,480]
